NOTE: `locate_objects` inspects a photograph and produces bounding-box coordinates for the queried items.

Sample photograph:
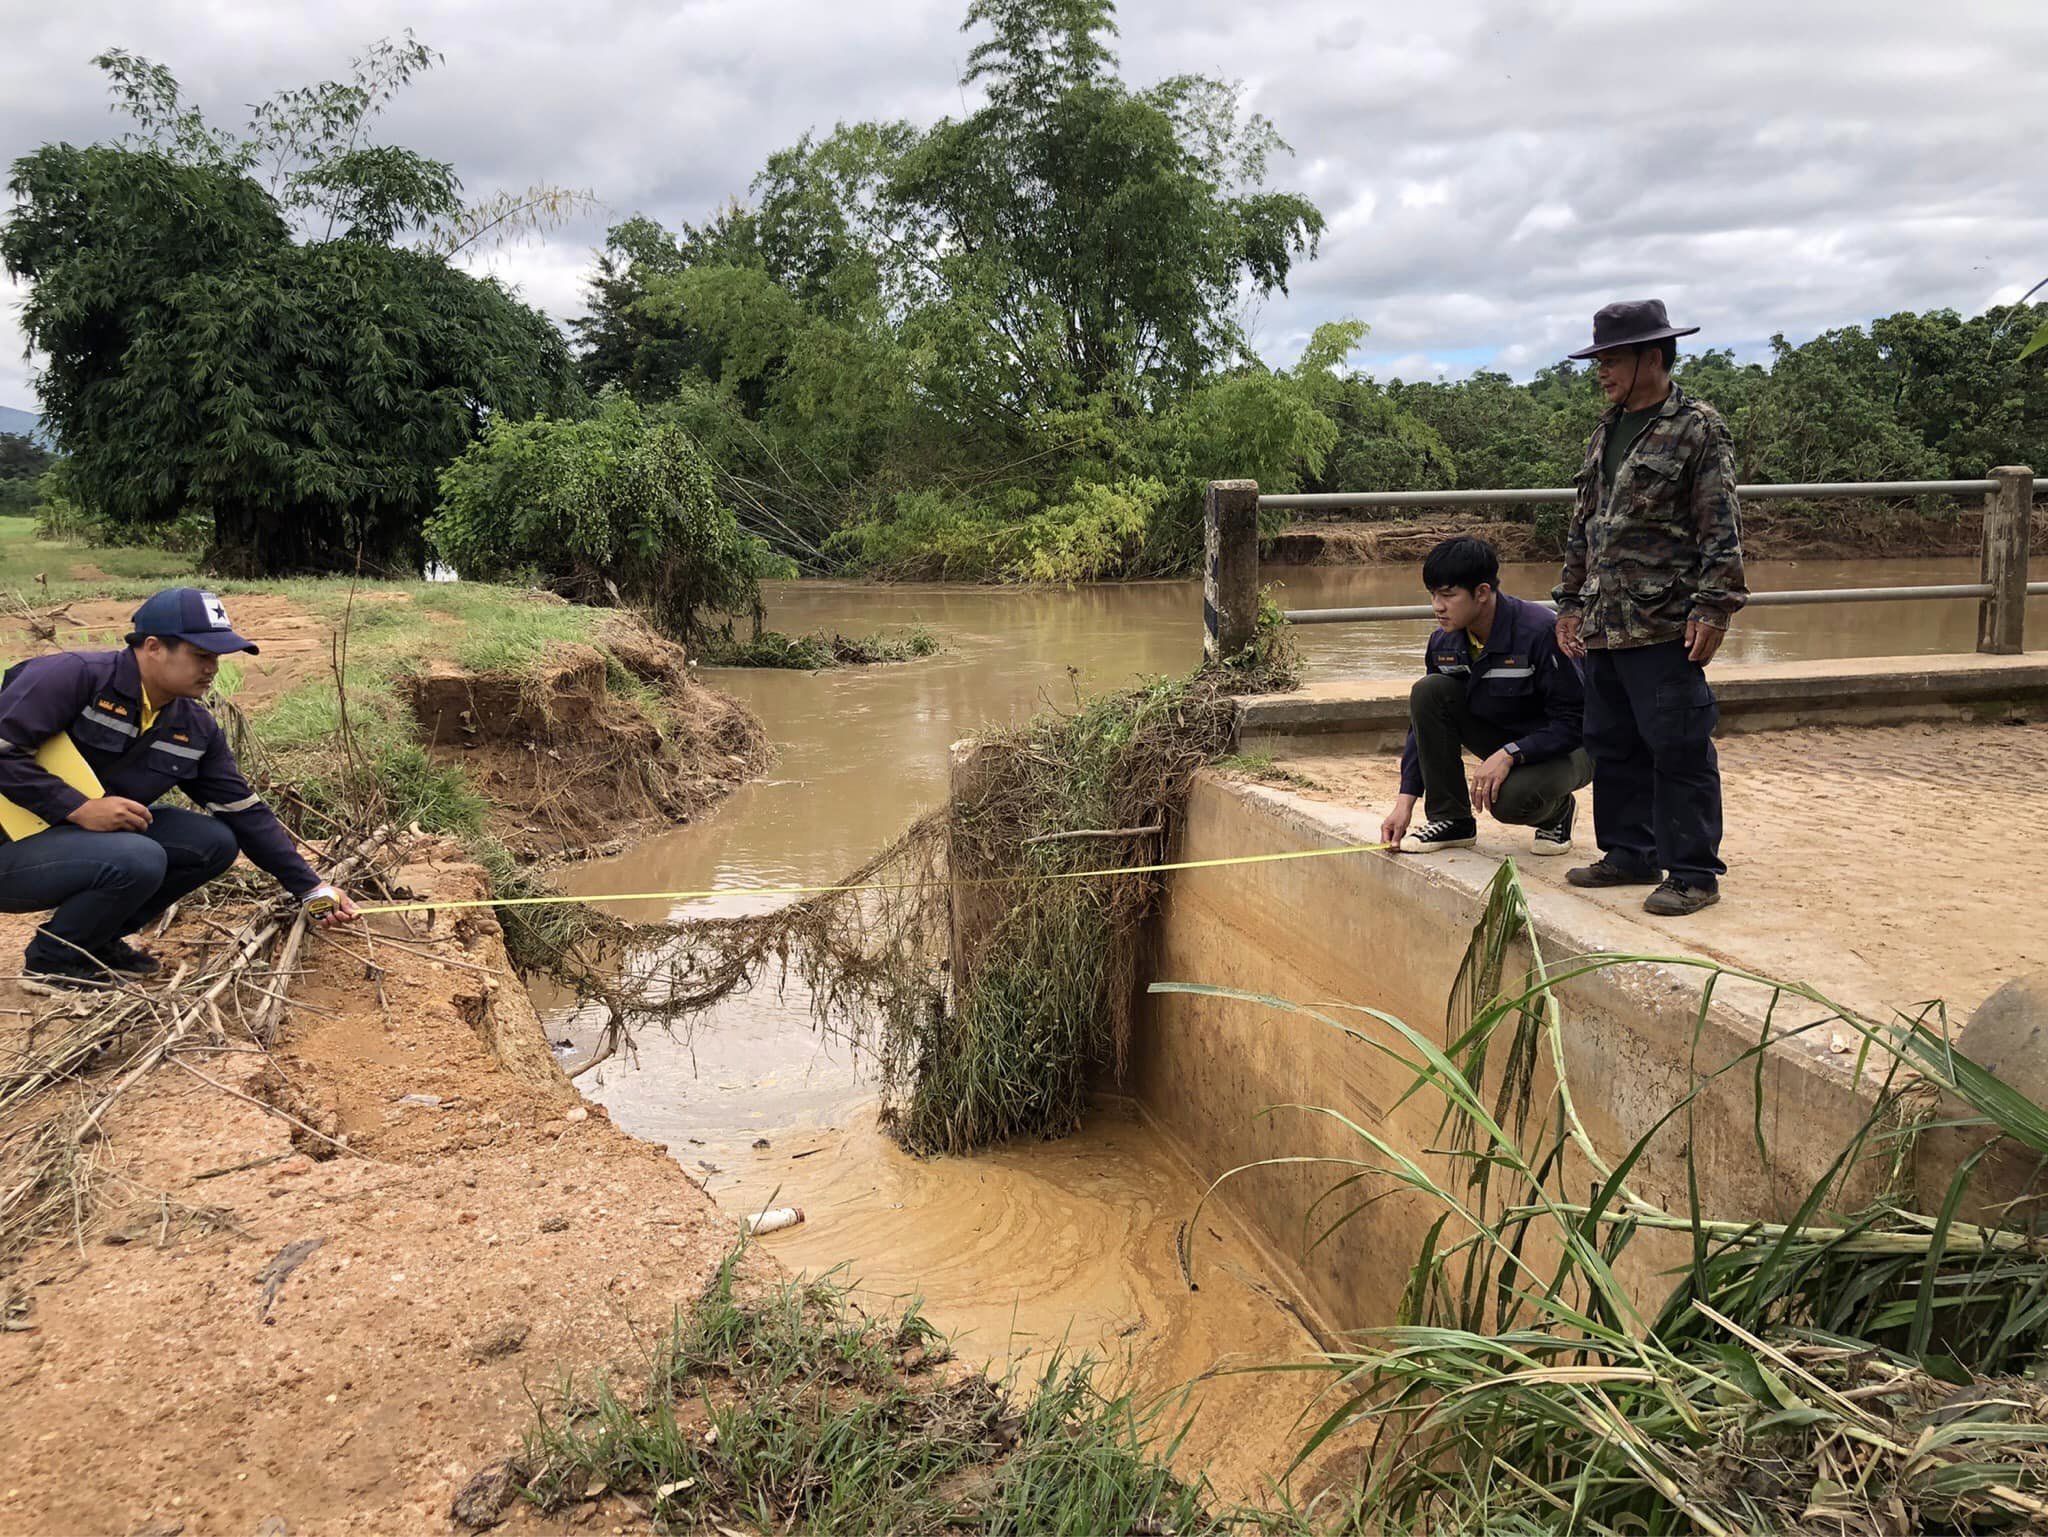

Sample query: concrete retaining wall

[1126,774,1941,1335]
[1234,652,2048,756]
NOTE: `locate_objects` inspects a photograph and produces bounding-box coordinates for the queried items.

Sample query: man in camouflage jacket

[1552,299,1747,916]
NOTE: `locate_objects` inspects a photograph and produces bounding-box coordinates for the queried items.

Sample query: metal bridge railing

[1201,467,2038,658]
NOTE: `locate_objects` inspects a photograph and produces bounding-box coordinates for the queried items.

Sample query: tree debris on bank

[554,606,1298,1154]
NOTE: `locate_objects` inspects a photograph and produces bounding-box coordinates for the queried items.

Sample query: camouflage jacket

[1552,385,1748,649]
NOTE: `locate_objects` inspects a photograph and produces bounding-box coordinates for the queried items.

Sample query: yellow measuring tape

[357,840,1392,917]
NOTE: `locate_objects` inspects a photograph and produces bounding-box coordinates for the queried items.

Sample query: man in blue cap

[1552,299,1748,916]
[0,587,358,987]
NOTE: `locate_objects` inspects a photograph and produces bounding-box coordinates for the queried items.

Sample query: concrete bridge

[973,468,2046,1340]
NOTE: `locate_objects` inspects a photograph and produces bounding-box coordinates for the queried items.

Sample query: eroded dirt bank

[0,843,748,1537]
[0,590,771,860]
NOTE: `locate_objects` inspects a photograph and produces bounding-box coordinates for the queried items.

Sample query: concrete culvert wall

[1126,771,2009,1336]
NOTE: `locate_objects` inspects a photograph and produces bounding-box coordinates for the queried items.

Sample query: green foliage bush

[32,468,209,552]
[0,481,36,520]
[429,392,789,640]
[703,624,940,668]
[1004,478,1162,582]
[825,491,1016,581]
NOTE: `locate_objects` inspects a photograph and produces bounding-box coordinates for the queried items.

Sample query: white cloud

[1362,352,1465,381]
[3,0,2045,417]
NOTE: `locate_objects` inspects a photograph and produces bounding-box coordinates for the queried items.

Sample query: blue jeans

[1583,641,1725,888]
[0,807,240,968]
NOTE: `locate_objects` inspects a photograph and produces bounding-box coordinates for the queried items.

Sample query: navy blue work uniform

[1398,593,1591,828]
[0,646,321,972]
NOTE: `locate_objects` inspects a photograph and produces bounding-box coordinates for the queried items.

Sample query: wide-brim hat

[1568,298,1700,360]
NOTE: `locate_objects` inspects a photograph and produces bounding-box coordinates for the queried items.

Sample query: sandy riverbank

[0,843,758,1535]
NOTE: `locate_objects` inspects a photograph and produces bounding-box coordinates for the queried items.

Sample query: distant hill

[0,406,51,446]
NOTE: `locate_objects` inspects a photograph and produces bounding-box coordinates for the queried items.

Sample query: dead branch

[1018,823,1164,846]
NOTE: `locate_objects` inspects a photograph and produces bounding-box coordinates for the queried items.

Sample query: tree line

[5,1,2044,638]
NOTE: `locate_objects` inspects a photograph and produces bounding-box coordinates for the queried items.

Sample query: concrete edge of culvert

[1231,650,2048,751]
[1220,775,1862,1081]
[1127,769,2004,1331]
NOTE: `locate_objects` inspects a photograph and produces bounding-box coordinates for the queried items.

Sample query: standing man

[0,587,358,987]
[1381,535,1591,857]
[1553,300,1747,916]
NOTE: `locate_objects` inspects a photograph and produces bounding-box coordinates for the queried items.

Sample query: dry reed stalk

[0,824,397,1274]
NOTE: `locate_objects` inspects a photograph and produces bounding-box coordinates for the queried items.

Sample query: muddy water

[550,557,2038,1496]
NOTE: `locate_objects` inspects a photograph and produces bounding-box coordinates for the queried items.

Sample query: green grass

[1150,862,2048,1535]
[0,514,192,602]
[0,515,659,848]
[514,1244,1316,1536]
[1209,751,1316,789]
[701,624,942,670]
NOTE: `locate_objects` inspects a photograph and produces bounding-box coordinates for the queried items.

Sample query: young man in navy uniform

[0,587,359,987]
[1381,537,1593,856]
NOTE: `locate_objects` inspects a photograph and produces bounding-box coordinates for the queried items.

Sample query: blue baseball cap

[128,587,261,655]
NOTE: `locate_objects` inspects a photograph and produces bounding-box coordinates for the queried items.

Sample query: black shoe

[1566,857,1662,888]
[1531,796,1575,857]
[1644,878,1721,917]
[21,953,119,992]
[95,939,161,977]
[1400,816,1478,853]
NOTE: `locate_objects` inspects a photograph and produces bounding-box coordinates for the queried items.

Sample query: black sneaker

[1566,857,1662,888]
[1531,796,1575,856]
[1644,878,1721,917]
[95,939,162,977]
[21,954,119,992]
[1401,816,1478,853]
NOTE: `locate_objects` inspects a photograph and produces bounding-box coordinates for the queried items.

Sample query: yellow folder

[0,732,107,841]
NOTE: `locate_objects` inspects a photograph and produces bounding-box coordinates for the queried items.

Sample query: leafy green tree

[0,433,51,483]
[1737,328,1945,485]
[430,392,786,639]
[574,209,770,401]
[884,0,1323,430]
[2,42,582,575]
[1391,371,1568,490]
[565,0,1328,580]
[1865,306,2048,476]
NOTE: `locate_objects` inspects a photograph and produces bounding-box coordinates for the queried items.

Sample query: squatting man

[1385,298,1748,918]
[0,587,360,988]
[1379,535,1592,860]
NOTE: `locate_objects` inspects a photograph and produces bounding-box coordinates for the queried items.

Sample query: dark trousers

[1409,674,1593,827]
[1582,641,1725,887]
[0,807,239,968]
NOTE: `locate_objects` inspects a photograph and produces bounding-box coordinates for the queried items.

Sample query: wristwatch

[1503,742,1524,763]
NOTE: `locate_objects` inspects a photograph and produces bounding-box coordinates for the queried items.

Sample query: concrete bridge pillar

[1979,465,2034,655]
[1203,479,1260,662]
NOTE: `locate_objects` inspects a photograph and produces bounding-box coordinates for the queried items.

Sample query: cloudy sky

[2,0,2043,414]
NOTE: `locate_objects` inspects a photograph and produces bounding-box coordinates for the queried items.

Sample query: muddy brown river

[549,558,2040,1499]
